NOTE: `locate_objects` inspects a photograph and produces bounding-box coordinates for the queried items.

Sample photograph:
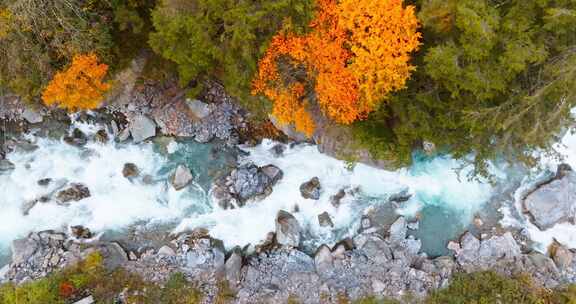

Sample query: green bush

[426,271,547,304]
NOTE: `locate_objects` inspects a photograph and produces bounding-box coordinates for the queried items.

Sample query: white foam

[0,130,199,253]
[176,140,495,248]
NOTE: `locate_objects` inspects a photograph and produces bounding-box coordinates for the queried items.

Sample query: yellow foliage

[42,54,111,111]
[0,8,12,39]
[253,0,421,136]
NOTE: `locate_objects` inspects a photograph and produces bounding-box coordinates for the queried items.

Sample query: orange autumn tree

[252,0,421,136]
[42,54,111,111]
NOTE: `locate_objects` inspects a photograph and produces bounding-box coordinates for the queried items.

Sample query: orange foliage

[253,0,421,135]
[42,54,111,111]
[58,281,75,298]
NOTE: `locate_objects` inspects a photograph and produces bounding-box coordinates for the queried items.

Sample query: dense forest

[1,0,575,176]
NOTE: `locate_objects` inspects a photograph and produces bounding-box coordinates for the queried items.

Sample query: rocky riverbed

[3,85,576,303]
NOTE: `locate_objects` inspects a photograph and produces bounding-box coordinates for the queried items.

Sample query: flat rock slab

[523,171,576,230]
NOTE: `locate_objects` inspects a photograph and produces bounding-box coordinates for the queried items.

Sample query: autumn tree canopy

[42,54,111,111]
[252,0,421,136]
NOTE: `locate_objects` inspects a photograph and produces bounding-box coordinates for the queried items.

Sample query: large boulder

[523,166,576,230]
[129,114,156,143]
[300,177,321,200]
[314,245,334,274]
[225,247,243,288]
[389,216,408,243]
[11,238,38,265]
[276,210,301,248]
[170,164,194,191]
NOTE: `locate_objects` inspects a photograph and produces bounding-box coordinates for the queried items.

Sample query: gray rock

[314,245,333,274]
[360,216,372,230]
[11,238,38,265]
[73,296,94,304]
[214,163,282,208]
[260,164,283,185]
[97,242,129,270]
[389,216,407,243]
[56,183,91,204]
[330,189,346,207]
[478,232,521,262]
[37,178,52,186]
[300,177,321,200]
[63,128,88,147]
[129,115,156,143]
[158,245,176,256]
[71,226,92,239]
[186,99,212,119]
[117,127,131,142]
[318,212,334,228]
[0,159,15,173]
[122,163,140,179]
[454,232,480,265]
[269,144,286,158]
[551,242,573,270]
[171,164,193,191]
[408,221,419,230]
[22,108,43,124]
[276,210,301,248]
[226,247,243,287]
[389,189,412,203]
[523,168,576,230]
[94,129,108,143]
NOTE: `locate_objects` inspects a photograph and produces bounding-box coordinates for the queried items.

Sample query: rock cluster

[6,210,576,304]
[212,163,283,209]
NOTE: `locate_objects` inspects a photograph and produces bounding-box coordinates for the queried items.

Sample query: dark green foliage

[0,0,156,103]
[353,0,576,176]
[148,0,314,115]
[426,271,547,304]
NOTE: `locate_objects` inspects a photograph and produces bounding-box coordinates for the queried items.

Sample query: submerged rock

[523,165,576,230]
[276,210,301,248]
[300,177,321,200]
[330,189,346,207]
[171,164,194,191]
[269,144,286,158]
[56,183,91,204]
[0,159,15,173]
[129,114,156,143]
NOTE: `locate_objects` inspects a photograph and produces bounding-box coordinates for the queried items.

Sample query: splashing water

[0,121,500,264]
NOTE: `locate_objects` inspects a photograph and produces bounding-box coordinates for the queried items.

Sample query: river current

[0,116,574,265]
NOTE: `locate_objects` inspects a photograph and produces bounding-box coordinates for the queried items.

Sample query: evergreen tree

[148,0,315,114]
